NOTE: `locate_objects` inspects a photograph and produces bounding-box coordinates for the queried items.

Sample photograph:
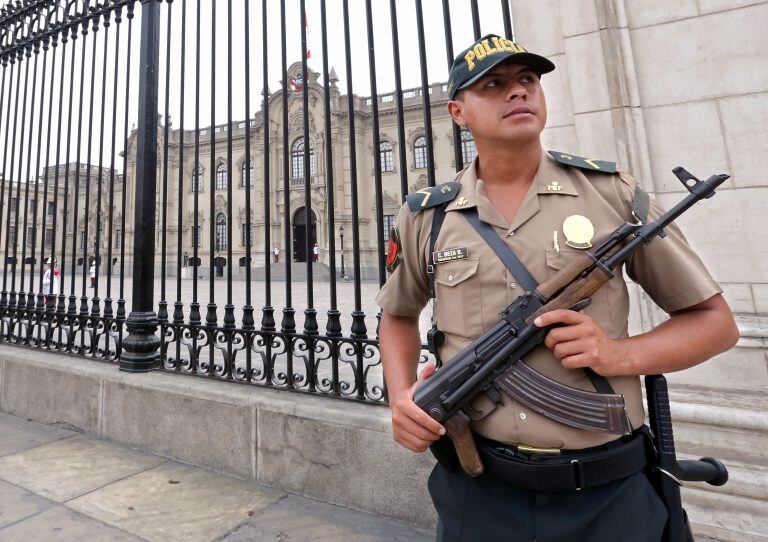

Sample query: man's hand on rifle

[391,363,446,453]
[535,309,635,377]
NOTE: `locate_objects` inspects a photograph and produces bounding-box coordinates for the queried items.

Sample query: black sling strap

[631,186,650,224]
[427,203,450,367]
[461,208,539,292]
[427,203,449,299]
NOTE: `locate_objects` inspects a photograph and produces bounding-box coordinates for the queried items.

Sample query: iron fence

[0,0,513,404]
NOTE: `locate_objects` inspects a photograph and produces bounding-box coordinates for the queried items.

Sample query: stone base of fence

[0,346,766,540]
[0,346,437,529]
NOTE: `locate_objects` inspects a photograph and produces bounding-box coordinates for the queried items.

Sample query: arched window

[291,137,316,178]
[460,130,477,164]
[380,141,394,173]
[215,164,227,190]
[241,161,254,188]
[215,213,227,251]
[414,136,427,169]
[192,167,203,192]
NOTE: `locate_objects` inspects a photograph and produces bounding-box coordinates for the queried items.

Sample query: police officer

[376,34,739,542]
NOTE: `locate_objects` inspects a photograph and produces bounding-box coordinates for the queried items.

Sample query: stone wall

[512,1,767,539]
[0,348,437,529]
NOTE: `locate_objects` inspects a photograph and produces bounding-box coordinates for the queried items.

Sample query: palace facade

[4,62,471,280]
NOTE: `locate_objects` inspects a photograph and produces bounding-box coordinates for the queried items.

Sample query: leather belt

[476,431,650,492]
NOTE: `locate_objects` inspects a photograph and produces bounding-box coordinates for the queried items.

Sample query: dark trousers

[428,463,667,542]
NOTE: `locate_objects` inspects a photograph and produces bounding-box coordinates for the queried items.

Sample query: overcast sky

[0,0,513,179]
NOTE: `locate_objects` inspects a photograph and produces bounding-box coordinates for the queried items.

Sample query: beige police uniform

[376,151,721,450]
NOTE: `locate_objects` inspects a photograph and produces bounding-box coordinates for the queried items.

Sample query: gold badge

[562,215,594,249]
[456,197,468,207]
[547,180,564,192]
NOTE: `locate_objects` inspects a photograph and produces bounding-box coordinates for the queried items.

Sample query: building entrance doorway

[214,257,226,277]
[292,207,317,263]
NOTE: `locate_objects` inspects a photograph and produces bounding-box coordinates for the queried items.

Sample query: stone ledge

[2,346,765,537]
[684,485,768,542]
[0,346,436,529]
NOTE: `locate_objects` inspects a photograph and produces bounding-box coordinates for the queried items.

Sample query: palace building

[3,62,473,280]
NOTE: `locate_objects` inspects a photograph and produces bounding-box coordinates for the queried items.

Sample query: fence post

[120,0,161,372]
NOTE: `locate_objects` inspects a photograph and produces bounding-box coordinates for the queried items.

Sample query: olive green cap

[447,34,555,100]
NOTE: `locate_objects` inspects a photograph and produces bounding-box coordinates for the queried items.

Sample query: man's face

[448,62,547,145]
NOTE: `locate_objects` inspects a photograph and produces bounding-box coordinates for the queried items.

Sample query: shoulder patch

[405,182,461,212]
[548,150,616,174]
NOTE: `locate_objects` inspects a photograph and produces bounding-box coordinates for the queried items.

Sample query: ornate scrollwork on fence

[152,323,420,405]
[0,0,135,59]
[0,304,123,361]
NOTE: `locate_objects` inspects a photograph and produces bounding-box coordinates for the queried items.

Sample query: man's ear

[447,100,466,128]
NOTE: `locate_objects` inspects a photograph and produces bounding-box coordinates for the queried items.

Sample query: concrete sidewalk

[0,411,434,542]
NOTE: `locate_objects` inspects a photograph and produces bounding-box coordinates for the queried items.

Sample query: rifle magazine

[496,362,632,435]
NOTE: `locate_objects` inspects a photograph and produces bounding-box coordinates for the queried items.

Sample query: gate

[0,0,513,404]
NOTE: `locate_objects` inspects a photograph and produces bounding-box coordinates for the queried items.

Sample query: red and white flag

[304,10,311,59]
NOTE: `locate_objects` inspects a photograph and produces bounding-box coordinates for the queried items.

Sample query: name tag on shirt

[433,247,469,264]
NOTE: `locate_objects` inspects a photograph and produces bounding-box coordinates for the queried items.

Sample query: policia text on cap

[376,34,738,542]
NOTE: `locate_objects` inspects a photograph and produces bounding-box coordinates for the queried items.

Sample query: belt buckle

[517,444,562,456]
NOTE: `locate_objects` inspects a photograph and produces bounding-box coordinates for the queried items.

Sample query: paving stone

[220,493,434,542]
[0,479,54,529]
[67,461,284,542]
[0,413,76,457]
[0,435,165,502]
[0,505,144,542]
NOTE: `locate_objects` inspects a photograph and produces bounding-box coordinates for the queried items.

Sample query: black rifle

[414,167,730,476]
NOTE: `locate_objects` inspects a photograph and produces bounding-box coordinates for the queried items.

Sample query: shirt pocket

[434,258,484,340]
[545,248,616,335]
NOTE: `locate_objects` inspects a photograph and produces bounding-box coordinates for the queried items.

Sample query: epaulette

[548,150,616,174]
[405,182,461,212]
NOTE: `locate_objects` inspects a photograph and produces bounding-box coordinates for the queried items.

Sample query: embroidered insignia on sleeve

[405,182,462,212]
[386,228,401,273]
[548,150,616,174]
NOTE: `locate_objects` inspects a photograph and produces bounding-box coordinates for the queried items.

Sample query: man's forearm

[379,312,423,404]
[619,294,739,375]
